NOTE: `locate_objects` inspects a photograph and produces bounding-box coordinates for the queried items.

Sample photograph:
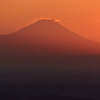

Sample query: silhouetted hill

[0,19,100,83]
[0,19,100,58]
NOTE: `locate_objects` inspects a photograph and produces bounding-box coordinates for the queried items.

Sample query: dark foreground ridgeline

[0,81,100,100]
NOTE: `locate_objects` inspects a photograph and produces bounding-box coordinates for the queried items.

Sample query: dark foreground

[1,55,100,100]
[0,81,100,100]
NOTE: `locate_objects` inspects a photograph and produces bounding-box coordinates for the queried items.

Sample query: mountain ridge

[0,19,100,58]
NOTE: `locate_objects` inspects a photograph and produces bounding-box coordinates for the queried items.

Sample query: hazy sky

[0,0,100,42]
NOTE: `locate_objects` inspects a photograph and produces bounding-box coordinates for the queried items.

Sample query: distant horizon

[1,18,100,44]
[0,19,100,43]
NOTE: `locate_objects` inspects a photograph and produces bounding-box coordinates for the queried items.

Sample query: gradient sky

[0,0,100,42]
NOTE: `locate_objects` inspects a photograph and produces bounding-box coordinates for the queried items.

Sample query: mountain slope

[1,19,100,82]
[0,19,100,58]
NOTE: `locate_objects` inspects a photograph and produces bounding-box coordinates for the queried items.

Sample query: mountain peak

[33,19,58,26]
[36,19,56,23]
[1,18,100,56]
[9,18,66,37]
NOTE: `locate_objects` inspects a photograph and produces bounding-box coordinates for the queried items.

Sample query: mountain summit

[11,19,73,36]
[0,19,100,58]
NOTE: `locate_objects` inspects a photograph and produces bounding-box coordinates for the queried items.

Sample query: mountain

[1,19,100,83]
[0,19,100,58]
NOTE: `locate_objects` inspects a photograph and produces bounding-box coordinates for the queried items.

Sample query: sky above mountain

[0,0,100,42]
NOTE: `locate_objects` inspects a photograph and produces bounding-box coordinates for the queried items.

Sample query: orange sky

[0,0,100,42]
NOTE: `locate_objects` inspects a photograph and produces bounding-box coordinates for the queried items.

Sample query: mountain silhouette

[0,19,100,58]
[1,19,100,83]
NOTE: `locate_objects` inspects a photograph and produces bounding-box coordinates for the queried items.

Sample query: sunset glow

[0,0,100,42]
